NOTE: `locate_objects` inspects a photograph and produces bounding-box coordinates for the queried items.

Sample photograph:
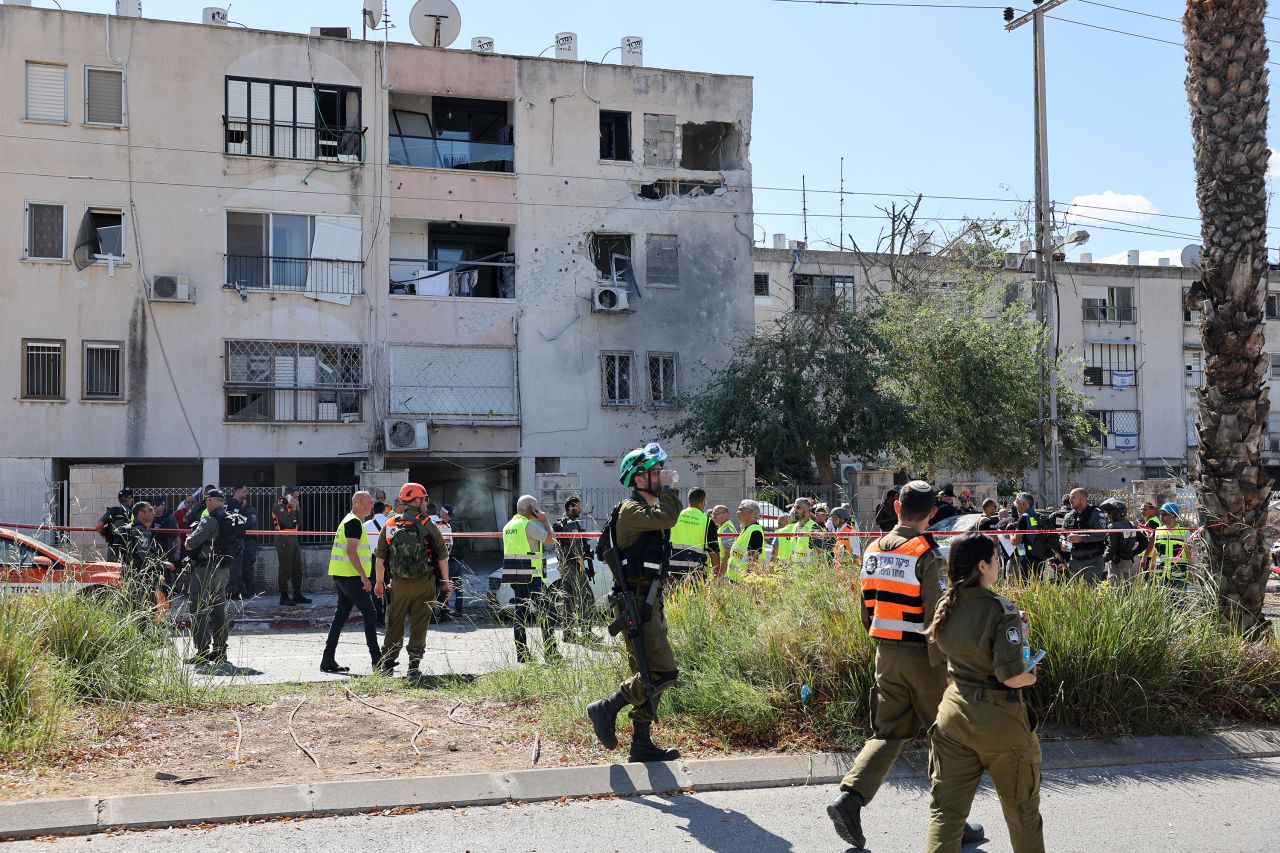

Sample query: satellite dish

[362,0,381,30]
[1181,244,1202,269]
[408,0,462,48]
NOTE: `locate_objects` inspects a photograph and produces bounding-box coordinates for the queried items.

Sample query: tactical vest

[1153,527,1189,579]
[501,514,544,585]
[669,506,710,574]
[620,527,670,585]
[859,534,931,643]
[212,508,248,562]
[328,512,372,577]
[727,523,764,581]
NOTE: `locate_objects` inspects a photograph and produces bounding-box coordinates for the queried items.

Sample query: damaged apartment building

[0,3,754,546]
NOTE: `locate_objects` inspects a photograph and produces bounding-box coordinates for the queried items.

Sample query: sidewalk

[3,727,1279,840]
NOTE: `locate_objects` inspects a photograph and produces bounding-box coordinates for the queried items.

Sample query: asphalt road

[11,756,1280,852]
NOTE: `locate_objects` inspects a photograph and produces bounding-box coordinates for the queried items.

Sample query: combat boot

[587,690,627,749]
[826,790,865,849]
[406,657,422,681]
[628,721,679,763]
[962,821,985,843]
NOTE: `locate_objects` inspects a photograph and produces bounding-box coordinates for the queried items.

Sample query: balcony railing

[390,256,515,299]
[1185,369,1203,387]
[225,254,364,295]
[1082,304,1136,323]
[389,135,514,173]
[224,118,365,163]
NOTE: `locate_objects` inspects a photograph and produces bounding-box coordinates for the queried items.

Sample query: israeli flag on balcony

[1112,370,1135,389]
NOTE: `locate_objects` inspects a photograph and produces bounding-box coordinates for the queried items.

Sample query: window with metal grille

[224,76,363,162]
[754,272,770,297]
[600,110,631,161]
[25,202,65,260]
[26,62,66,122]
[646,234,679,286]
[1086,409,1140,450]
[83,342,122,400]
[21,339,64,400]
[648,353,678,406]
[224,340,367,423]
[85,67,124,125]
[601,352,634,406]
[1267,293,1280,320]
[1083,343,1138,387]
[1272,353,1280,380]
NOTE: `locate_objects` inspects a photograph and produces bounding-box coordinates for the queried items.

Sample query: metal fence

[225,254,364,295]
[0,481,67,541]
[129,485,357,547]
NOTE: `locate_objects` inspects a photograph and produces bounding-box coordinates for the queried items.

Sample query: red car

[0,527,122,594]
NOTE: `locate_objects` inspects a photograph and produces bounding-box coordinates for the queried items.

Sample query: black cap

[938,484,955,497]
[205,488,226,500]
[117,487,134,500]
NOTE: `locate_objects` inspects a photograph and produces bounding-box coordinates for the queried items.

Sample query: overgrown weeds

[469,560,1280,750]
[0,589,215,757]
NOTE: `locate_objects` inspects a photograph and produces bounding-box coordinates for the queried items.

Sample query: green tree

[662,299,902,484]
[1184,0,1273,635]
[874,289,1095,480]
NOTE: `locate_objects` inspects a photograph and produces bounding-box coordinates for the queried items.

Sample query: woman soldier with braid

[923,532,1046,853]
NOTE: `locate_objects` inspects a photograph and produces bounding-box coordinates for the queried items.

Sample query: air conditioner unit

[840,463,861,483]
[384,419,429,452]
[150,275,193,302]
[592,285,630,313]
[311,26,352,38]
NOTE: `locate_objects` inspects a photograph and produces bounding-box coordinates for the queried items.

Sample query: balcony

[1185,369,1203,387]
[1082,304,1136,323]
[390,257,514,299]
[389,98,514,173]
[390,136,513,172]
[225,255,364,296]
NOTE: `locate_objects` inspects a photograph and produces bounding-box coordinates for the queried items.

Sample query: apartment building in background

[1,3,754,542]
[753,241,1280,497]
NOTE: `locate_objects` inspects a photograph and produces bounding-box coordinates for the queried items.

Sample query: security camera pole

[1005,0,1069,506]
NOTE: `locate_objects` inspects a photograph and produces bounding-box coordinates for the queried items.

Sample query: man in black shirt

[931,485,960,524]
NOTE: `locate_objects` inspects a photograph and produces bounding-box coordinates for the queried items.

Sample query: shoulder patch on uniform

[992,593,1018,613]
[1006,626,1022,644]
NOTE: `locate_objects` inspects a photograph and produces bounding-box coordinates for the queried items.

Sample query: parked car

[0,527,122,594]
[487,554,613,616]
[926,512,987,561]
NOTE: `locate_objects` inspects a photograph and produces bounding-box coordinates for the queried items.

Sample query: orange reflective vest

[833,523,858,569]
[858,535,930,643]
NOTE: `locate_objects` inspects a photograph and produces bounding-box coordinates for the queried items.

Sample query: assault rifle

[597,503,659,721]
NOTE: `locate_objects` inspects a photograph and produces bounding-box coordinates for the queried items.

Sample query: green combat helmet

[619,442,668,488]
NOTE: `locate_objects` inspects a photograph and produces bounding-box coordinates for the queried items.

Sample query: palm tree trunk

[1184,0,1272,637]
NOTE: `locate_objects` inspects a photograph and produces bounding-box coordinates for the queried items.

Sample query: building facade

[753,243,1280,497]
[1,5,754,540]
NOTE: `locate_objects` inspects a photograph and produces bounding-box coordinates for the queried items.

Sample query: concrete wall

[1,7,386,466]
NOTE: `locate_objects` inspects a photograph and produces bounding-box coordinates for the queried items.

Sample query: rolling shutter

[26,63,66,122]
[85,68,124,124]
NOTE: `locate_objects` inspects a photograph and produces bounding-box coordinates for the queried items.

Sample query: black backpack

[1025,510,1057,561]
[213,510,248,560]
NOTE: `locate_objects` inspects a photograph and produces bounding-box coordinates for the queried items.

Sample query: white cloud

[1095,248,1184,266]
[1066,190,1158,224]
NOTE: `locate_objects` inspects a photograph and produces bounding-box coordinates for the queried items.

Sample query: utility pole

[1005,0,1067,507]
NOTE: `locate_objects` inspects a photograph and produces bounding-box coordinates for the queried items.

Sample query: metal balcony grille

[226,255,363,295]
[224,340,367,423]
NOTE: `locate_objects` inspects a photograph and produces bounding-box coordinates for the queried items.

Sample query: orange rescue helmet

[398,482,428,502]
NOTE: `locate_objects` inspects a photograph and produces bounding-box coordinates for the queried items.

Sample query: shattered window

[647,353,677,406]
[601,351,634,406]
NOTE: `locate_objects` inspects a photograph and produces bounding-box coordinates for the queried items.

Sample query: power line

[766,0,1010,8]
[1046,13,1280,67]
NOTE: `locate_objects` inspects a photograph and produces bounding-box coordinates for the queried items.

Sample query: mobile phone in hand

[1026,648,1046,672]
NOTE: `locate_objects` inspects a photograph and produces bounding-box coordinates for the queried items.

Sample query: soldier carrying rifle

[587,442,683,763]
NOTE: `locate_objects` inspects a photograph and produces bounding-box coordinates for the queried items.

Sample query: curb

[4,728,1280,840]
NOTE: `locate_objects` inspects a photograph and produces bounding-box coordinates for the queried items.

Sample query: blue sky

[68,0,1277,264]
